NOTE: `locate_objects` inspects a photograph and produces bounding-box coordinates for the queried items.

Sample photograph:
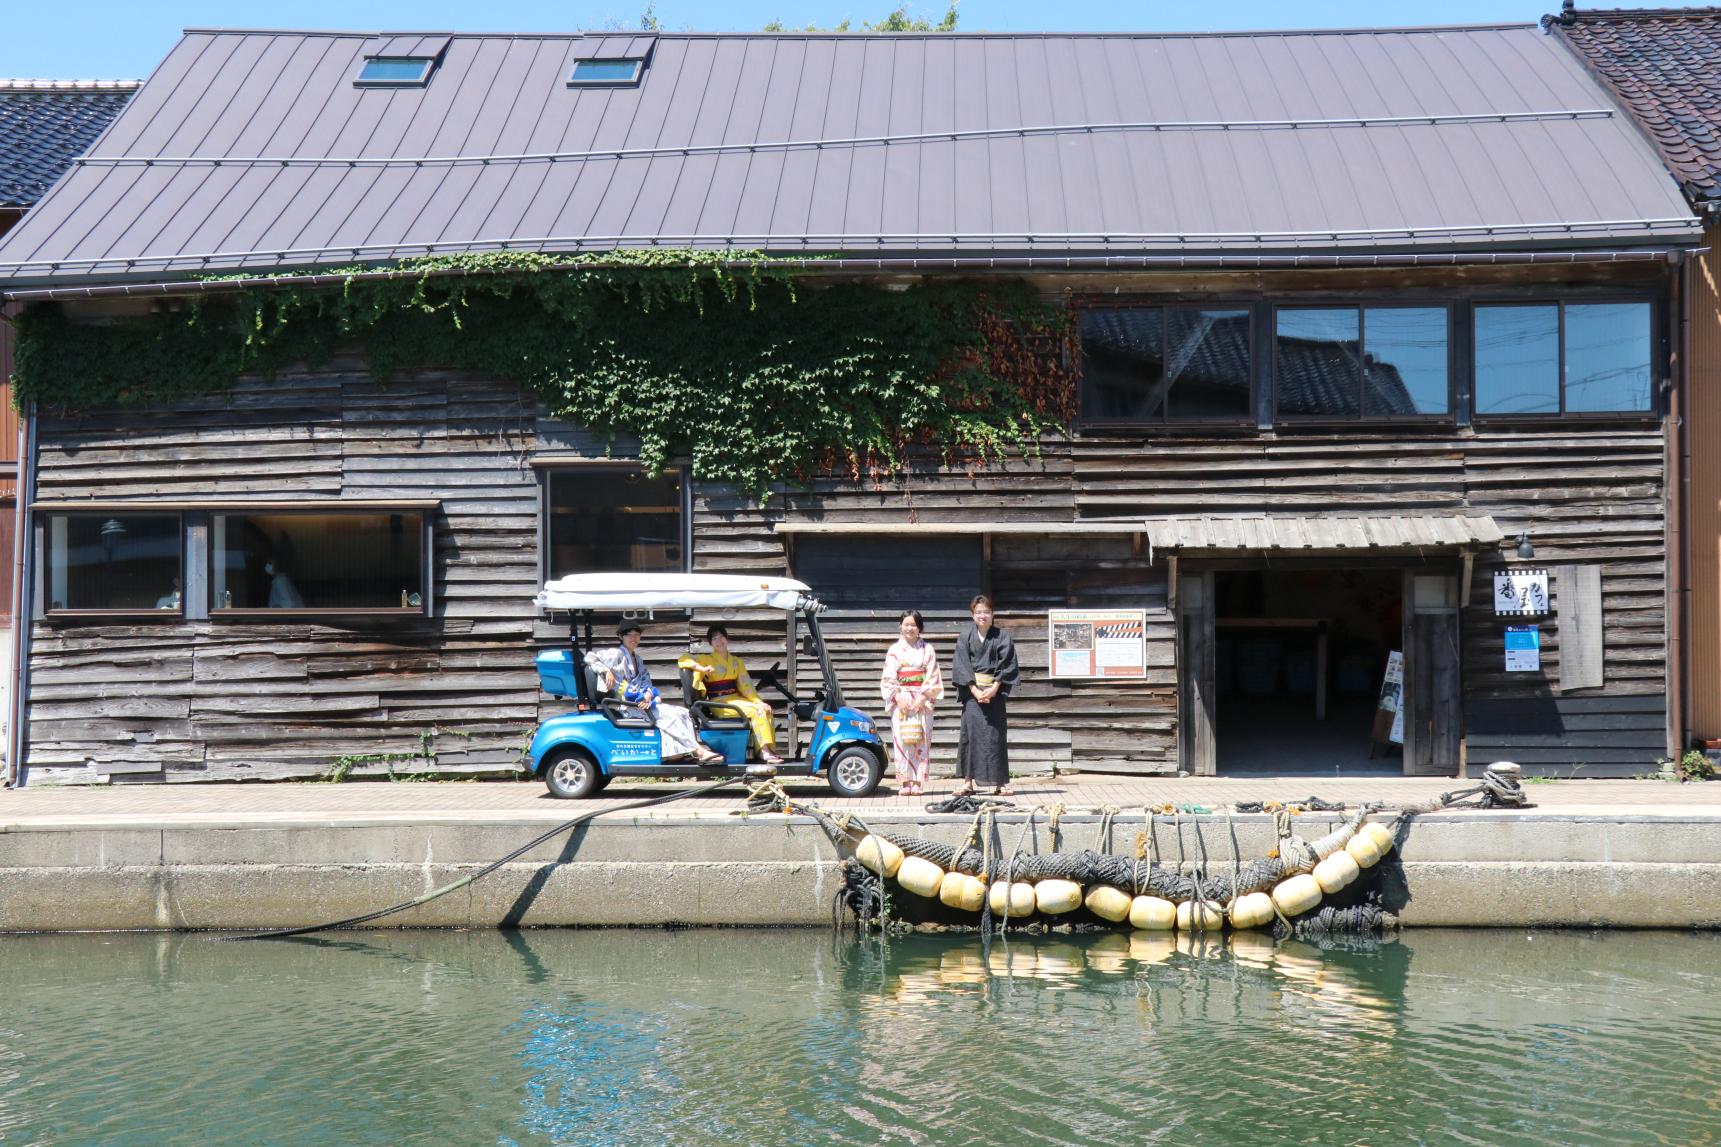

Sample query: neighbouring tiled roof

[0,27,1699,285]
[1549,6,1721,204]
[0,81,138,209]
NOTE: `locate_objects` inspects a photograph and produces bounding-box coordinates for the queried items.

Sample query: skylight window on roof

[356,56,436,86]
[569,58,645,86]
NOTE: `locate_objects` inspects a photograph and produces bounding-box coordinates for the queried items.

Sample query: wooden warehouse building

[0,23,1701,784]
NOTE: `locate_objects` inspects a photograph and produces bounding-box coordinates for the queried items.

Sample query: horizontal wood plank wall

[1072,428,1665,777]
[695,449,1179,776]
[26,365,544,783]
[22,384,1669,782]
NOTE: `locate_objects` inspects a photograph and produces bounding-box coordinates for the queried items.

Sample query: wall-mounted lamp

[1515,532,1535,561]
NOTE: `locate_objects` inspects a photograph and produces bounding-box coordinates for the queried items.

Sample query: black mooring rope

[222,776,745,941]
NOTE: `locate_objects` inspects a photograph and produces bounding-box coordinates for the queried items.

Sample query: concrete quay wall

[2,810,1719,931]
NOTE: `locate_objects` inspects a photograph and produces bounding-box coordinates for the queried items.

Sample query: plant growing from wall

[8,251,1076,498]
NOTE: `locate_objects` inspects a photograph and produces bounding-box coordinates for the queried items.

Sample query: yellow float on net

[1271,873,1323,918]
[939,871,987,912]
[1228,891,1276,930]
[987,880,1037,919]
[1313,850,1361,893]
[895,855,945,899]
[854,835,904,879]
[1129,895,1177,931]
[1176,900,1225,932]
[1034,879,1084,915]
[1084,885,1133,923]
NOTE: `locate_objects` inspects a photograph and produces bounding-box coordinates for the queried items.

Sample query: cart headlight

[852,717,875,734]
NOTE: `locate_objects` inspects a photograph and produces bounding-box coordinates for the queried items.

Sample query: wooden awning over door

[1144,513,1503,556]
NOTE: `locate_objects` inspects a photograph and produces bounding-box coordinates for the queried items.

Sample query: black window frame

[37,510,186,622]
[567,57,646,87]
[207,507,434,620]
[1470,296,1661,422]
[1271,301,1456,425]
[538,462,691,583]
[353,55,438,87]
[1073,301,1257,429]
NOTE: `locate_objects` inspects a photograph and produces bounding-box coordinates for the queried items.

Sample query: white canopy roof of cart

[536,573,815,613]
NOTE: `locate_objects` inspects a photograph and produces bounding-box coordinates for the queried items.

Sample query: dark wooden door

[1405,572,1462,776]
[1177,571,1216,776]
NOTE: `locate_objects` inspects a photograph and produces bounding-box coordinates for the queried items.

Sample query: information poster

[1505,625,1542,672]
[1047,609,1148,679]
[1494,568,1550,616]
[1374,651,1406,745]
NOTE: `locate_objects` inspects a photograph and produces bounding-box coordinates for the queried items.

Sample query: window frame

[567,57,646,87]
[206,506,435,620]
[1470,296,1661,423]
[1271,301,1456,425]
[353,55,438,87]
[536,461,692,583]
[36,510,186,622]
[1073,301,1258,430]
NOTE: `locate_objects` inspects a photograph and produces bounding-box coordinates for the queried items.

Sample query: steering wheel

[753,661,799,704]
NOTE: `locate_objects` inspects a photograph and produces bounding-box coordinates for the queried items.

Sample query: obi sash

[896,666,927,688]
[704,678,741,699]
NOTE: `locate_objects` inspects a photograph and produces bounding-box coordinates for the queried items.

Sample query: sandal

[954,781,977,797]
[761,751,784,765]
[991,785,1013,796]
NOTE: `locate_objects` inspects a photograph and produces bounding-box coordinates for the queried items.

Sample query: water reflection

[0,929,1716,1146]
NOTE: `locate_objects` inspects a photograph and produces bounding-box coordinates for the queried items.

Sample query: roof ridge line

[173,23,1543,41]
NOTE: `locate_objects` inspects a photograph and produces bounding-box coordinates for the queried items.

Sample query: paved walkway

[2,772,1717,825]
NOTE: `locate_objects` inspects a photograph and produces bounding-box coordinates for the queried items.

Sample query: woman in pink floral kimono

[880,610,943,796]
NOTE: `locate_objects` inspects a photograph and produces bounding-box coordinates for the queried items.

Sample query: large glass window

[546,468,684,577]
[1474,301,1653,416]
[212,511,427,613]
[43,513,182,614]
[1275,305,1450,419]
[1078,307,1251,422]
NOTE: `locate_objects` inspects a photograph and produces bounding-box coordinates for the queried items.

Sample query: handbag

[898,719,925,745]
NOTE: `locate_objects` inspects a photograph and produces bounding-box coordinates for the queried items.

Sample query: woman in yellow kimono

[679,624,784,765]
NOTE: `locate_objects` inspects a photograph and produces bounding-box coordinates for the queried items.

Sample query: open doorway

[1211,568,1402,776]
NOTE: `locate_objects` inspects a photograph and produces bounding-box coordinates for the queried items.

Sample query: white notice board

[1048,609,1148,679]
[1493,568,1549,616]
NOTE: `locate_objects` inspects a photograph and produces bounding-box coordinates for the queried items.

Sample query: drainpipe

[1670,251,1690,758]
[6,401,33,787]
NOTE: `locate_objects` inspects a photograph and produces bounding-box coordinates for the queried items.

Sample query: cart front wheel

[544,748,604,799]
[826,745,883,798]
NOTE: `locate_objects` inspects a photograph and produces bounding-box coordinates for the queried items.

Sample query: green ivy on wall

[9,251,1076,498]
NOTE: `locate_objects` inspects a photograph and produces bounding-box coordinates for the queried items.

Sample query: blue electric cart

[528,573,886,799]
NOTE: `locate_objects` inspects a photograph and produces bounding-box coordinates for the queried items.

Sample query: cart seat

[680,667,751,732]
[572,656,653,730]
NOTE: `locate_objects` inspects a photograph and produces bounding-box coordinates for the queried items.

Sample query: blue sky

[0,1,1660,80]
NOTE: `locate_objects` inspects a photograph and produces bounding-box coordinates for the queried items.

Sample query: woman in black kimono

[952,594,1021,796]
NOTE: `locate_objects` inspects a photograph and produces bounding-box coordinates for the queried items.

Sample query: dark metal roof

[0,26,1698,284]
[0,81,138,210]
[1547,6,1721,205]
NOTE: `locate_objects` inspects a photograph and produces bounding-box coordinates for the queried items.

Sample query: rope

[1438,763,1533,809]
[224,776,745,941]
[1046,801,1066,852]
[924,794,1018,815]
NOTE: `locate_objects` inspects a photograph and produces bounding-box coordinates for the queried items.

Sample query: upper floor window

[1473,301,1654,416]
[43,513,182,615]
[545,467,684,578]
[1274,305,1450,419]
[1078,307,1251,423]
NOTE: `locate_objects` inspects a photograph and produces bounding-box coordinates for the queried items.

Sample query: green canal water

[0,929,1717,1146]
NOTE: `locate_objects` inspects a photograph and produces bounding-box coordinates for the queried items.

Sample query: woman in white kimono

[592,621,723,764]
[880,609,943,796]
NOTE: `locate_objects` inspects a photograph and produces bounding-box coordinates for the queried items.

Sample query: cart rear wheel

[826,745,883,798]
[544,747,604,799]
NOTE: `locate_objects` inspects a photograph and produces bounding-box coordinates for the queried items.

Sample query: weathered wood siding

[26,363,544,783]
